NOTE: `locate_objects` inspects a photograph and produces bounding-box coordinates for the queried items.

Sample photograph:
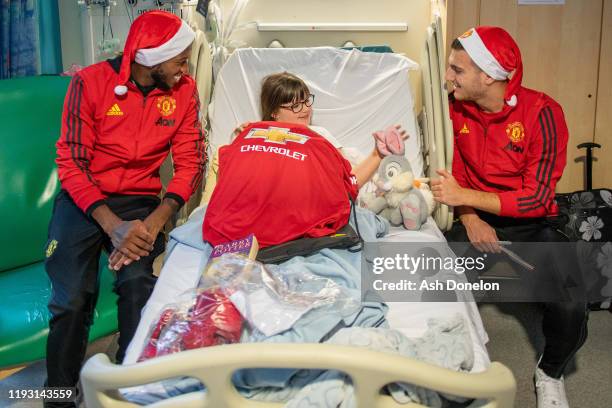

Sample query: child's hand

[373,124,408,156]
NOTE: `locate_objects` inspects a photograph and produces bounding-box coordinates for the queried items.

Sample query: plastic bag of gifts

[139,251,359,360]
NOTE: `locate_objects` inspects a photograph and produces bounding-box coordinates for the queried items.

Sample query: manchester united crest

[156,96,176,117]
[506,122,525,143]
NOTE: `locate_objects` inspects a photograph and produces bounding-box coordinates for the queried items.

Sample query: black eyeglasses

[279,94,315,113]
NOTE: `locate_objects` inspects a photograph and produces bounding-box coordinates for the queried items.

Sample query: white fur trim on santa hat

[458,28,510,81]
[114,85,128,95]
[135,20,195,67]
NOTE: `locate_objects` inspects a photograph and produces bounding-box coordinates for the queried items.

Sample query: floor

[480,303,612,408]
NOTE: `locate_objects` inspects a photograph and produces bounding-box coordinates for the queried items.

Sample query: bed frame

[82,343,515,408]
[421,15,454,231]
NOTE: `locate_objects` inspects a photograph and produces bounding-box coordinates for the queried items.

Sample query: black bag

[256,223,361,264]
[555,143,612,310]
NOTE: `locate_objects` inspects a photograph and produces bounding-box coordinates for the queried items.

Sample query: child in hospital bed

[201,72,408,248]
[202,71,407,201]
[202,72,408,197]
[259,72,407,187]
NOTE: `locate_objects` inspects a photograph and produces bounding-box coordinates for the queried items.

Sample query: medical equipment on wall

[77,0,199,65]
[77,1,118,59]
[204,0,254,80]
[78,0,116,6]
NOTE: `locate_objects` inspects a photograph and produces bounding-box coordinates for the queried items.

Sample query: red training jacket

[56,56,206,214]
[203,122,358,248]
[450,86,569,217]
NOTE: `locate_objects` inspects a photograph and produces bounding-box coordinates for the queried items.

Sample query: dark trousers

[445,214,589,379]
[44,190,163,405]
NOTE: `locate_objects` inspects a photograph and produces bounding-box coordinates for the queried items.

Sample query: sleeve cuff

[164,192,185,209]
[497,192,514,217]
[85,199,107,217]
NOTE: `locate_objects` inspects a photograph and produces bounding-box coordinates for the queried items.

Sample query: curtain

[0,0,39,79]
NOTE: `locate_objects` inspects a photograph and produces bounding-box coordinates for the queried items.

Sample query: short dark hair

[260,72,310,121]
[451,38,464,51]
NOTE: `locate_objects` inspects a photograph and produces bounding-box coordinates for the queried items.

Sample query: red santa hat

[114,10,195,96]
[457,26,523,107]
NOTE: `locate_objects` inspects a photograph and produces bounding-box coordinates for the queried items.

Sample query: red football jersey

[203,122,358,248]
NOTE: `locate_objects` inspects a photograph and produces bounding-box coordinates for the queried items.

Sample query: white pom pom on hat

[457,26,523,107]
[114,10,195,96]
[114,85,128,96]
[506,94,517,107]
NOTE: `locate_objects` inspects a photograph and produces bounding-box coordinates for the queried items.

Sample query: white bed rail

[81,343,515,408]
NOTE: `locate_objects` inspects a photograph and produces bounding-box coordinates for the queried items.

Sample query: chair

[0,76,118,368]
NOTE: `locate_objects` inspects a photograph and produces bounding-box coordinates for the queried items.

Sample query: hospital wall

[57,0,84,74]
[445,0,612,193]
[210,0,433,110]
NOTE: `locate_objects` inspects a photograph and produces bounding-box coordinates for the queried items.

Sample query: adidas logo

[106,103,123,116]
[459,123,470,134]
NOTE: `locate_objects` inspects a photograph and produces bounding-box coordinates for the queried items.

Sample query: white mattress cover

[209,47,424,176]
[124,229,490,372]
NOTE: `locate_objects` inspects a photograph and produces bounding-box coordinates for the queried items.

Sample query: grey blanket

[283,314,474,408]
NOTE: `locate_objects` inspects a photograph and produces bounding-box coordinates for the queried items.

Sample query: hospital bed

[81,44,516,407]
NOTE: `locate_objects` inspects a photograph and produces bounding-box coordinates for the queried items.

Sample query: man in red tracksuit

[44,11,205,407]
[432,27,587,408]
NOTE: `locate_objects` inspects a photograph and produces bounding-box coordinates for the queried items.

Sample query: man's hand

[461,213,501,253]
[92,205,154,263]
[143,197,179,239]
[110,220,155,260]
[431,169,466,207]
[142,212,166,244]
[107,198,179,270]
[108,249,132,271]
[108,217,162,271]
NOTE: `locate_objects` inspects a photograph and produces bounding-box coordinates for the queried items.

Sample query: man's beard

[151,69,171,91]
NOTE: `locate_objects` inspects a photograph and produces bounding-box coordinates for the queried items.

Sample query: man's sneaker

[535,367,570,408]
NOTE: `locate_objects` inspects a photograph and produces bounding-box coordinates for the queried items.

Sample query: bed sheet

[123,228,490,372]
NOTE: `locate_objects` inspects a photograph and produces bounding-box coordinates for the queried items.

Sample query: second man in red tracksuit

[432,26,587,408]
